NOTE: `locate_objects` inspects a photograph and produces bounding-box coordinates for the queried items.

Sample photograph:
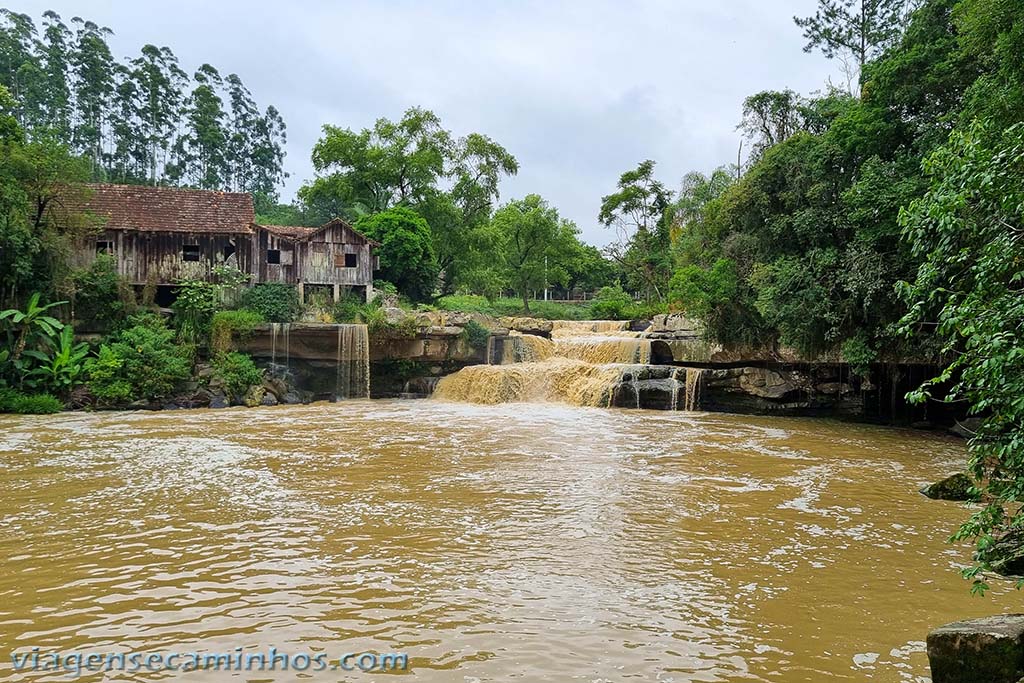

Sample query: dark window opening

[96,240,114,255]
[266,249,281,265]
[223,244,236,260]
[344,252,357,268]
[182,245,200,262]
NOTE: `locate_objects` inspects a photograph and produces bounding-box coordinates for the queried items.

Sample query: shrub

[70,254,134,330]
[86,314,194,404]
[433,295,592,321]
[210,351,263,398]
[0,388,64,414]
[589,285,636,320]
[171,279,220,344]
[332,292,365,323]
[240,283,302,323]
[461,319,491,350]
[210,309,264,355]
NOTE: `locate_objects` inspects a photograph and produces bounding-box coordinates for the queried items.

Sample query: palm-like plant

[0,293,67,362]
[23,326,90,396]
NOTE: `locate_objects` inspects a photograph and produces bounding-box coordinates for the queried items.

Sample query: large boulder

[927,614,1024,683]
[921,473,977,501]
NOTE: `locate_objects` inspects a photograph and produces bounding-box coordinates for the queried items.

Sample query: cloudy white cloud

[8,0,840,244]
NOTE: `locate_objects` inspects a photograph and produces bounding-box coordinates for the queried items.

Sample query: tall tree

[38,11,72,138]
[0,10,40,127]
[247,104,287,199]
[169,64,228,189]
[223,73,258,192]
[130,44,186,184]
[433,132,518,292]
[599,160,672,301]
[70,17,115,174]
[490,194,577,313]
[302,107,451,218]
[794,0,914,89]
[738,90,812,158]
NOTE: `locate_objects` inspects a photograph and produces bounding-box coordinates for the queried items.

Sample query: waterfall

[270,323,278,367]
[435,321,651,407]
[684,368,705,412]
[269,322,292,380]
[333,324,370,400]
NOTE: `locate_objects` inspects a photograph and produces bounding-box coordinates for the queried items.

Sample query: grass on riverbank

[433,295,595,320]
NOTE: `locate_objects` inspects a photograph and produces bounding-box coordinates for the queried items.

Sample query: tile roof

[253,218,380,247]
[68,183,255,234]
[257,224,319,239]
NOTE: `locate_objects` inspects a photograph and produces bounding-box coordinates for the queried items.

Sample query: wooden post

[333,283,340,303]
[298,281,305,304]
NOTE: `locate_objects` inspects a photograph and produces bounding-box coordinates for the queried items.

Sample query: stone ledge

[927,614,1024,683]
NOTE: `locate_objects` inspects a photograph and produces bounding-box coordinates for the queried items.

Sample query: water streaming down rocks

[333,324,371,400]
[436,320,701,409]
[263,323,370,400]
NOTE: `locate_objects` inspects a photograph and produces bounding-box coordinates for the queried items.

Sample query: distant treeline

[0,9,287,199]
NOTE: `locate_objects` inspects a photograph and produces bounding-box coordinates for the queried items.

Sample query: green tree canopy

[355,206,438,302]
[489,194,579,313]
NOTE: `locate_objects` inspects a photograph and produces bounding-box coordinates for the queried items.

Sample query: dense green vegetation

[0,9,286,195]
[660,0,1022,588]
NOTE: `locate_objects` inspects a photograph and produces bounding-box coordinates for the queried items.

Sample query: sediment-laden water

[0,401,1001,681]
[438,321,670,405]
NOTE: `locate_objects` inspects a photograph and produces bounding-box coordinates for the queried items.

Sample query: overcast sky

[10,0,839,245]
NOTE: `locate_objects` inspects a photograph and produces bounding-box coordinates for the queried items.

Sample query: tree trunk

[522,291,530,314]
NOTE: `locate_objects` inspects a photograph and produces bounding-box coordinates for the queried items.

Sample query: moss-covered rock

[921,473,977,501]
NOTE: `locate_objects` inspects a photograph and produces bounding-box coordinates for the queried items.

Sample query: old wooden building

[68,184,378,302]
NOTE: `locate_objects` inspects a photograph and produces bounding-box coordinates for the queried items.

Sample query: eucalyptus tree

[170,64,228,189]
[38,11,72,138]
[224,73,258,192]
[0,10,39,126]
[70,17,115,173]
[130,45,187,184]
[246,104,287,199]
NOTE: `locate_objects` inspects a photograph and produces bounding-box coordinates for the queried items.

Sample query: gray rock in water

[261,392,278,406]
[281,391,302,405]
[979,529,1024,577]
[921,473,977,501]
[208,395,229,409]
[949,417,984,439]
[927,614,1024,683]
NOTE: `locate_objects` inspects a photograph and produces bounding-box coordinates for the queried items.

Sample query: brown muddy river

[0,401,1012,681]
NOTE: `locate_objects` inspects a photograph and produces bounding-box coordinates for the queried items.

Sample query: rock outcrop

[927,614,1024,683]
[921,473,977,501]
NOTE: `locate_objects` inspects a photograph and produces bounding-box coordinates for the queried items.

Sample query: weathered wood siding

[254,230,298,284]
[74,231,254,284]
[299,224,374,285]
[70,221,375,290]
